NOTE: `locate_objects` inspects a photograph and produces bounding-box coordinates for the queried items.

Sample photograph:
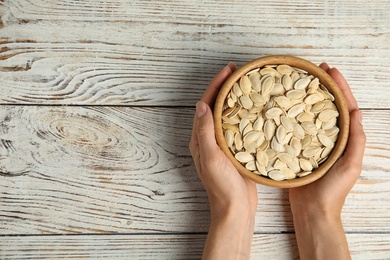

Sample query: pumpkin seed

[318,133,335,148]
[277,64,294,74]
[286,89,306,100]
[235,152,254,163]
[318,110,339,122]
[246,161,257,171]
[294,78,311,90]
[299,158,313,171]
[264,119,276,141]
[288,103,305,118]
[268,170,287,181]
[261,76,275,96]
[239,75,252,95]
[282,74,293,90]
[243,130,261,143]
[225,130,234,147]
[256,149,269,167]
[240,95,253,109]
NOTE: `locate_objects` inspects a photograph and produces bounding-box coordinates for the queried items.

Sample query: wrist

[209,200,256,229]
[203,203,255,260]
[292,208,350,260]
[289,192,343,222]
[292,207,342,232]
[211,208,255,232]
[291,202,342,224]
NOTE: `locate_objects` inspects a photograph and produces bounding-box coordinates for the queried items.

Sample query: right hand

[289,63,366,260]
[289,62,366,219]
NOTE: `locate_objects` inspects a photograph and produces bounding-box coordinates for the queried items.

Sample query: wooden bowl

[214,55,350,188]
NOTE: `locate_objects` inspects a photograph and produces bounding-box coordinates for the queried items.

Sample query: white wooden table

[0,1,389,259]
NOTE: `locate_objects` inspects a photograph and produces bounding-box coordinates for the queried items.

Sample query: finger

[227,62,237,72]
[196,101,220,159]
[321,110,365,186]
[343,109,366,168]
[190,112,199,153]
[191,62,236,158]
[327,67,359,112]
[191,63,236,163]
[201,62,236,107]
[319,62,330,72]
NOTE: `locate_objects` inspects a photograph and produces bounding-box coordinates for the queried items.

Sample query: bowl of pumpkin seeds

[214,55,350,188]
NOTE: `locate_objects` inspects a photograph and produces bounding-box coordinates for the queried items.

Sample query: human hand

[289,62,366,217]
[289,63,366,260]
[189,62,258,259]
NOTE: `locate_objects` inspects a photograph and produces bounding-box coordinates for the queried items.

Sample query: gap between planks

[1,230,389,238]
[0,103,388,111]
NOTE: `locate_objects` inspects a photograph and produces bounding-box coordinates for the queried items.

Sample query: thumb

[343,109,366,168]
[196,101,220,158]
[324,110,366,191]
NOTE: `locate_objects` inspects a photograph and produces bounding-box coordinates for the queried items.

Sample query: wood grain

[1,0,390,258]
[0,107,389,234]
[0,233,388,259]
[0,1,389,107]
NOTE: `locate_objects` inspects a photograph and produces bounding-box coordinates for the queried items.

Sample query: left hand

[189,62,258,221]
[189,62,258,259]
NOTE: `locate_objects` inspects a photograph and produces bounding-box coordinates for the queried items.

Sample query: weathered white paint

[0,1,389,107]
[0,0,389,258]
[0,234,389,259]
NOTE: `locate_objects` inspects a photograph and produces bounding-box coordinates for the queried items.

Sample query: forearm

[292,210,351,260]
[202,206,255,260]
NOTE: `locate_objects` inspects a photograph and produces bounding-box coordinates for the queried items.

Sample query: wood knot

[152,190,165,196]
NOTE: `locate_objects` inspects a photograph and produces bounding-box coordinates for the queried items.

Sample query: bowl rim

[214,55,350,188]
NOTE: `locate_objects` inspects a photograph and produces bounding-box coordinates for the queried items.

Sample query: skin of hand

[189,62,258,260]
[289,63,366,260]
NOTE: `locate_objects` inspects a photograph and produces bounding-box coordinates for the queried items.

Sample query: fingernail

[222,64,232,72]
[357,110,363,125]
[196,101,207,118]
[222,62,235,72]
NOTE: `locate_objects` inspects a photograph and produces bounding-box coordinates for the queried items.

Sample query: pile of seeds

[222,64,340,181]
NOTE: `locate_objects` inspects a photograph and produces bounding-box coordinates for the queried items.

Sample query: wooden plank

[0,107,389,234]
[2,0,389,26]
[0,233,389,259]
[0,1,389,107]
